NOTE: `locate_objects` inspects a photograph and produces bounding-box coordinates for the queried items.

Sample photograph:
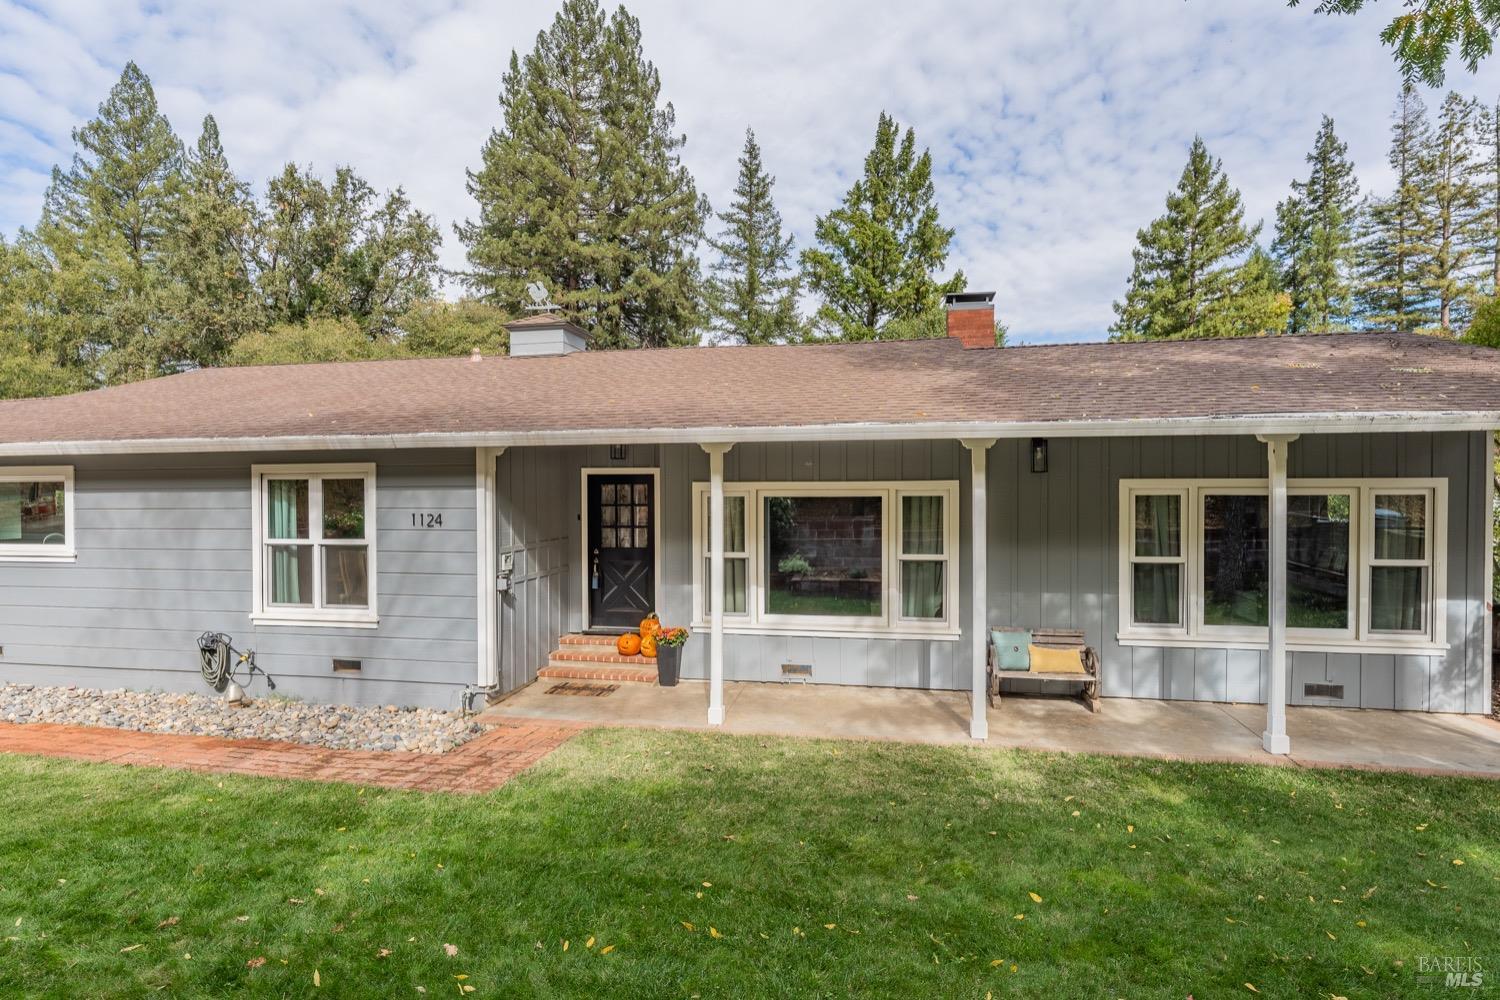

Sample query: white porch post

[475,446,505,690]
[1257,433,1297,755]
[962,439,996,741]
[701,444,733,725]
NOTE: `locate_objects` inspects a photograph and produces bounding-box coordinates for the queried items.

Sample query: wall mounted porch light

[1030,438,1049,474]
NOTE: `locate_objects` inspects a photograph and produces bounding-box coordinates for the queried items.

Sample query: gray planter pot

[656,644,682,687]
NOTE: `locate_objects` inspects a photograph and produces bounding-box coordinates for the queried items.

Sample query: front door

[587,473,656,630]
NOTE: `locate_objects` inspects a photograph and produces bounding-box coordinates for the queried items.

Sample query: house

[2,292,1498,755]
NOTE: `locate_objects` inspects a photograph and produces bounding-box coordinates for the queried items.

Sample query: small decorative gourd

[639,633,658,658]
[616,632,642,656]
[638,613,660,639]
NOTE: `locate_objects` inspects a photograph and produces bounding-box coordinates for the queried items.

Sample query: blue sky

[5,0,1500,343]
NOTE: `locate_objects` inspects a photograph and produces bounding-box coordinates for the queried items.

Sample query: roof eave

[1,410,1497,458]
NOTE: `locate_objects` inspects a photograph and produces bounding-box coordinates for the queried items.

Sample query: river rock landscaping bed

[0,683,490,753]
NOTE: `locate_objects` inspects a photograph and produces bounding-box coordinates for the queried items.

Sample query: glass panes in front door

[599,482,650,549]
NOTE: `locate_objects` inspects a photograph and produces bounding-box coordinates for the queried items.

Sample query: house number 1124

[411,512,444,528]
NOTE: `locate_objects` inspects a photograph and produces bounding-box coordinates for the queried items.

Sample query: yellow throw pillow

[1028,645,1085,674]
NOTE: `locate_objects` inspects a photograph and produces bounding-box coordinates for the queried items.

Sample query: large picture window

[252,464,377,627]
[1120,479,1444,651]
[0,467,74,561]
[692,481,959,637]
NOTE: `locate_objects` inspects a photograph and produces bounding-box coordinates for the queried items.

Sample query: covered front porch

[482,681,1500,778]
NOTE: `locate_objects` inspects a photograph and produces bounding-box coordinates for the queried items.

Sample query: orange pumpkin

[638,613,660,639]
[616,632,642,656]
[639,633,658,658]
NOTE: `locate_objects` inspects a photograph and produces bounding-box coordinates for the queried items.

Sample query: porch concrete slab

[486,680,1500,778]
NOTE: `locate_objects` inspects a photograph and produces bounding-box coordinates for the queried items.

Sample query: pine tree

[30,61,184,383]
[800,112,964,341]
[1424,91,1488,330]
[459,0,708,349]
[1270,193,1310,330]
[257,164,441,336]
[1295,117,1361,330]
[704,129,802,344]
[1475,97,1500,296]
[1356,86,1437,330]
[1110,137,1265,339]
[159,115,262,368]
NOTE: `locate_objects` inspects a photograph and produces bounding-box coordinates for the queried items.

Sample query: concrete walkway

[0,718,584,793]
[485,679,1500,779]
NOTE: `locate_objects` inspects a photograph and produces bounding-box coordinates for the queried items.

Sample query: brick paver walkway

[0,717,586,793]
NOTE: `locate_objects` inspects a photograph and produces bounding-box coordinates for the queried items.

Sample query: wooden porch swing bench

[986,627,1102,713]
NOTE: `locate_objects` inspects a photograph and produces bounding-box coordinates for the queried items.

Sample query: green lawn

[0,730,1494,998]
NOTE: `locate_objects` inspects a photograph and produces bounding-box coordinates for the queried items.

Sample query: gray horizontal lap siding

[0,449,477,709]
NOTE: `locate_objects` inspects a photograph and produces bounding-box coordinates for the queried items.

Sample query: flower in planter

[653,625,690,648]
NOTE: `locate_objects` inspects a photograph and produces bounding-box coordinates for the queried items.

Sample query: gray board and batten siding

[0,449,478,709]
[499,432,1489,715]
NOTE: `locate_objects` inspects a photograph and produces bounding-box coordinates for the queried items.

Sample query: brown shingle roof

[2,332,1499,453]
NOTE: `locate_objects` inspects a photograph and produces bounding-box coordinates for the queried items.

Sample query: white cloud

[4,0,1500,342]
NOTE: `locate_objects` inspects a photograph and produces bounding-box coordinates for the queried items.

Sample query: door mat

[545,682,619,697]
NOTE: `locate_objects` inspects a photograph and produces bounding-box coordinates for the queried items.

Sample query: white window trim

[1118,478,1447,655]
[0,466,75,562]
[250,463,379,628]
[690,480,961,640]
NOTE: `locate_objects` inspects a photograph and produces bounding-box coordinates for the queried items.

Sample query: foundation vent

[1303,682,1344,700]
[333,658,362,675]
[781,662,813,682]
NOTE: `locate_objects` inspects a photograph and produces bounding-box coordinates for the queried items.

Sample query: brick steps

[542,634,659,683]
[537,663,658,683]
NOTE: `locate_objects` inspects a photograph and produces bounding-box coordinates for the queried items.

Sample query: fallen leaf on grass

[119,944,142,953]
[680,922,695,932]
[156,917,179,929]
[443,943,458,957]
[1028,892,1043,904]
[246,957,267,969]
[1325,930,1337,940]
[586,937,595,949]
[1013,914,1025,921]
[313,969,320,987]
[378,948,392,958]
[1453,859,1465,866]
[709,927,722,939]
[600,945,615,955]
[234,915,249,923]
[1245,984,1259,994]
[287,898,305,906]
[823,923,836,930]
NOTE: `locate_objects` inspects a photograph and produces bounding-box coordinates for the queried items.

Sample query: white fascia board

[3,409,1500,457]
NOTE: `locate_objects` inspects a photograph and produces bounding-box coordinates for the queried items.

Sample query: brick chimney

[944,291,997,349]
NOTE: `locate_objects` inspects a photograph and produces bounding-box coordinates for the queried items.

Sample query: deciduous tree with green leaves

[256,164,441,336]
[1291,0,1500,85]
[459,0,708,349]
[800,112,965,341]
[704,129,802,344]
[1111,137,1282,339]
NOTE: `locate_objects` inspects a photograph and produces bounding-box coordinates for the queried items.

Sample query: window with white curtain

[1128,490,1185,628]
[692,481,959,637]
[1119,479,1444,650]
[253,464,378,626]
